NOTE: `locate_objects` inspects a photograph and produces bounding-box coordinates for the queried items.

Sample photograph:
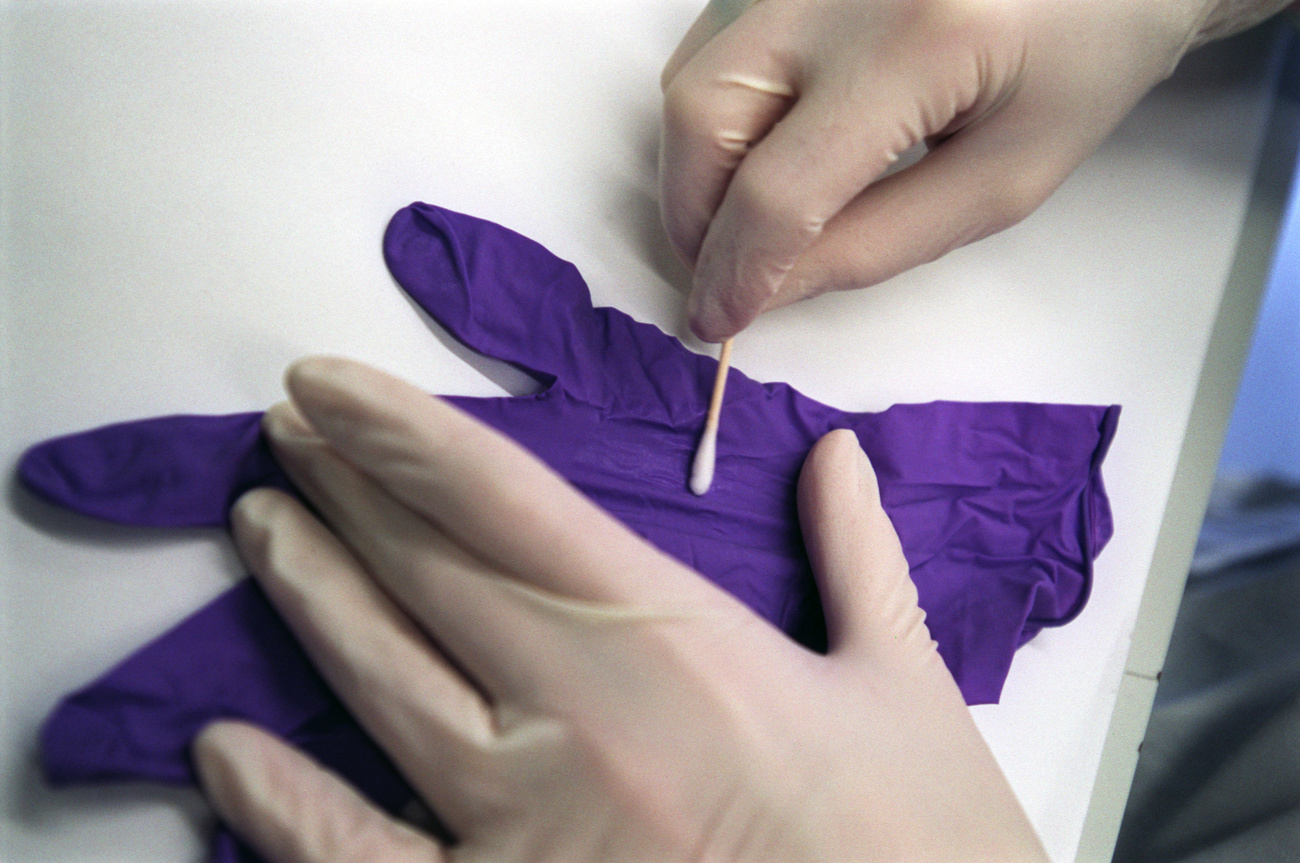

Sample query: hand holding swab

[689,338,734,496]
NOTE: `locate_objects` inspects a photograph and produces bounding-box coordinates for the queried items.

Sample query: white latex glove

[191,356,1049,863]
[660,0,1293,341]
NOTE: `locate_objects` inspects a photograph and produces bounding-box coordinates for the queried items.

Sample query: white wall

[1218,147,1300,481]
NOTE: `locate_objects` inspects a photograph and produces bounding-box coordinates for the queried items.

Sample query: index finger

[282,356,713,607]
[659,1,795,272]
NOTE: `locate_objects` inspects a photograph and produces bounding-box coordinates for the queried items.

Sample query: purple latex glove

[20,203,1118,863]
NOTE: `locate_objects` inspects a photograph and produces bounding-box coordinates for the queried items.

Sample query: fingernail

[282,356,388,448]
[686,282,707,325]
[191,720,270,821]
[827,428,867,496]
[229,487,278,544]
[853,439,884,508]
[192,719,251,795]
[284,355,356,414]
[688,288,728,343]
[262,401,318,446]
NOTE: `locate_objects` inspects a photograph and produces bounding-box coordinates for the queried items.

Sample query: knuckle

[730,170,825,241]
[713,129,751,157]
[663,76,765,164]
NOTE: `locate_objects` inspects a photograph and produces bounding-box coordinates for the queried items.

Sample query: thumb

[796,429,933,663]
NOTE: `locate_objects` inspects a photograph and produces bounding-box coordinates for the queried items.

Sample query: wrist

[1186,0,1295,48]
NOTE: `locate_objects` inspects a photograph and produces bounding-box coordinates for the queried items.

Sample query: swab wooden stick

[689,337,734,496]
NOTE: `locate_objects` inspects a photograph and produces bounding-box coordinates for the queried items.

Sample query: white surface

[0,3,1285,861]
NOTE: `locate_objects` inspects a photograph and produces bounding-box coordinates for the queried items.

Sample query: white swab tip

[689,430,717,496]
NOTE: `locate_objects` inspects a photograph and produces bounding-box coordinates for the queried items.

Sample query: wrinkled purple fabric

[20,203,1119,863]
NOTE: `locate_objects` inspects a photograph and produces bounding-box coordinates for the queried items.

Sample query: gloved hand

[192,356,1049,863]
[660,0,1293,341]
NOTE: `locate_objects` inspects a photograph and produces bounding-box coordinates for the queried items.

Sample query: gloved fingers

[230,485,506,833]
[659,2,796,272]
[259,393,731,727]
[796,430,933,665]
[677,13,1022,342]
[766,109,1081,309]
[684,81,920,341]
[255,403,566,701]
[280,356,712,607]
[193,720,446,863]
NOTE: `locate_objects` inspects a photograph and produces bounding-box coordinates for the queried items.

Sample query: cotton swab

[689,337,734,496]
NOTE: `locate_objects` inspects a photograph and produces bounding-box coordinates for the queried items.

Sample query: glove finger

[230,485,498,835]
[193,720,446,863]
[17,412,282,527]
[659,2,795,273]
[280,356,715,608]
[795,430,932,664]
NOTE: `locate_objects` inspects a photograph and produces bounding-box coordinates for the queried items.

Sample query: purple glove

[20,203,1119,863]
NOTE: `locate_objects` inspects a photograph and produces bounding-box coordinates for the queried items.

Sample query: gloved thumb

[796,429,933,664]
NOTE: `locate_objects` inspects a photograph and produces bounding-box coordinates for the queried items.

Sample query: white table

[2,4,1295,860]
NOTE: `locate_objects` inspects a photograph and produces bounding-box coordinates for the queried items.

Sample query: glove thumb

[796,430,934,665]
